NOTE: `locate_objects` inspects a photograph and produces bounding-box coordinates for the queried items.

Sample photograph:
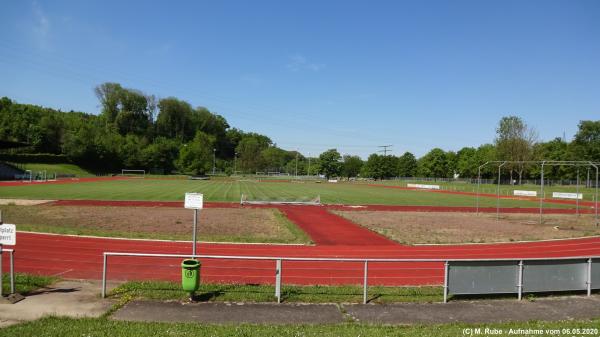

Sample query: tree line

[1,86,599,180]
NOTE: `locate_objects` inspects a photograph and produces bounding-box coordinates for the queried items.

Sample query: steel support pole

[443,261,449,303]
[275,259,282,303]
[587,258,592,297]
[476,167,481,215]
[102,253,107,298]
[192,209,198,256]
[0,246,3,298]
[517,260,524,300]
[594,166,598,227]
[539,163,545,225]
[497,163,506,221]
[10,250,14,294]
[576,167,580,217]
[363,261,368,304]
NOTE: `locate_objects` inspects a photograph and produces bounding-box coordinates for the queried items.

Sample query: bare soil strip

[0,205,309,244]
[333,210,600,244]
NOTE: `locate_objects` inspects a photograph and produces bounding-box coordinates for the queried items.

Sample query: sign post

[184,193,203,256]
[0,211,17,298]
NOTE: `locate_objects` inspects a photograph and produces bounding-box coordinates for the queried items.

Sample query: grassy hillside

[20,163,95,177]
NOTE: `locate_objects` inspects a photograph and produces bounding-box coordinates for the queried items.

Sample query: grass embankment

[0,178,580,208]
[2,316,599,337]
[0,205,311,244]
[2,273,57,295]
[109,280,443,304]
[20,163,95,177]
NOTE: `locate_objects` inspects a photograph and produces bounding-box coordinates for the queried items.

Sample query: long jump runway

[3,201,600,287]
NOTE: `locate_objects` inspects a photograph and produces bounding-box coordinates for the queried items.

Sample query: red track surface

[3,201,600,286]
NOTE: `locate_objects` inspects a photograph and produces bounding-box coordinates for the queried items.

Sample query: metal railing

[101,252,600,303]
[0,248,15,296]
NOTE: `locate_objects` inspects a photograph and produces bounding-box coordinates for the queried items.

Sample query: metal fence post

[10,250,14,294]
[102,253,107,298]
[587,258,592,297]
[443,261,449,303]
[517,260,524,300]
[0,246,3,298]
[539,162,545,225]
[576,167,580,217]
[275,259,282,303]
[497,162,506,221]
[363,260,368,304]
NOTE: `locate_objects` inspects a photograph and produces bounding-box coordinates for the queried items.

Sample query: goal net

[121,169,146,178]
[240,193,321,206]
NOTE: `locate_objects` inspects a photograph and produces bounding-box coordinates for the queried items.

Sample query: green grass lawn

[2,273,58,295]
[20,163,95,177]
[0,178,581,208]
[2,316,599,337]
[370,179,599,202]
[109,281,443,304]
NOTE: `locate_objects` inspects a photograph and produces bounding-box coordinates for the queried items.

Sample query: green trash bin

[181,259,200,293]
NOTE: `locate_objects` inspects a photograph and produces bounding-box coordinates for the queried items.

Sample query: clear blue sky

[1,0,599,158]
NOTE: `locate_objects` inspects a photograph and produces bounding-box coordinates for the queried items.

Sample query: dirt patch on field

[333,211,600,244]
[0,205,309,243]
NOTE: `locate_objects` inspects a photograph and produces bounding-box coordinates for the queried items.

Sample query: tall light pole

[295,150,299,178]
[212,148,216,175]
[234,152,238,175]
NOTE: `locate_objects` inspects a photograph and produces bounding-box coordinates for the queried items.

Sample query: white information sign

[514,190,537,197]
[552,192,583,200]
[0,224,16,245]
[184,193,204,209]
[407,183,440,190]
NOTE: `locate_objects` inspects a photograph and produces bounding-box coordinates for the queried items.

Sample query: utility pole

[378,145,393,156]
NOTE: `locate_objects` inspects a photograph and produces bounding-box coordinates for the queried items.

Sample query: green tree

[495,116,537,184]
[176,131,215,175]
[572,120,600,162]
[156,98,194,141]
[141,137,180,174]
[455,147,477,178]
[398,152,417,177]
[417,148,448,177]
[342,155,363,178]
[236,136,268,173]
[318,149,342,179]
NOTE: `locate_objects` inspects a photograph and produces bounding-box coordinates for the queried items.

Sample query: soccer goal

[121,169,146,178]
[240,193,321,206]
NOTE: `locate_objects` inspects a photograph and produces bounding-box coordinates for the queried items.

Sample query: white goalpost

[121,169,146,178]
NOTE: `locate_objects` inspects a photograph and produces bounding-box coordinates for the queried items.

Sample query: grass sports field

[0,177,585,208]
[370,179,599,202]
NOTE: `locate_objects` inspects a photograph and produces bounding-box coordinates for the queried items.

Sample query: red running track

[3,201,600,286]
[4,232,600,286]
